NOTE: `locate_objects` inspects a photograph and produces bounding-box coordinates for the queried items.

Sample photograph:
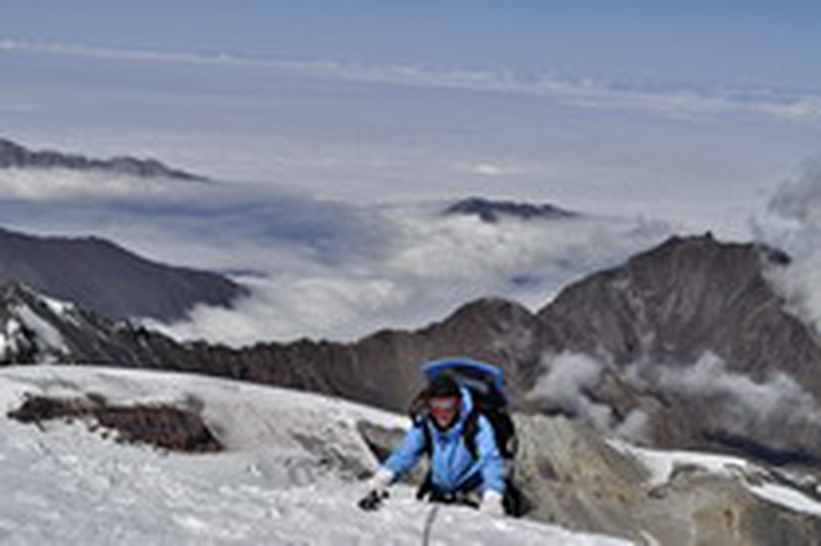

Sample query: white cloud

[134,204,672,345]
[528,351,821,446]
[763,155,821,226]
[527,352,615,431]
[0,168,196,201]
[753,154,821,334]
[452,162,526,177]
[652,352,821,431]
[146,276,411,344]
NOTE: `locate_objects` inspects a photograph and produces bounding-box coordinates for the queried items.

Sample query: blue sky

[2,0,820,91]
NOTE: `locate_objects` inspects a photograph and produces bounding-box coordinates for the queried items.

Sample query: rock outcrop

[444,197,576,223]
[7,394,222,453]
[514,414,821,545]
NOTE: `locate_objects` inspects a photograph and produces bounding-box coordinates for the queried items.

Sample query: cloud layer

[0,166,677,344]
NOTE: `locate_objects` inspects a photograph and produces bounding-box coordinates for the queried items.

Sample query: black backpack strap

[416,417,433,458]
[463,408,517,460]
[462,410,481,460]
[415,418,434,501]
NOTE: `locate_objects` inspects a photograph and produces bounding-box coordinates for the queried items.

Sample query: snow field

[0,365,630,545]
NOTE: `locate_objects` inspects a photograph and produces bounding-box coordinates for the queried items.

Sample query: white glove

[478,490,505,517]
[367,468,394,495]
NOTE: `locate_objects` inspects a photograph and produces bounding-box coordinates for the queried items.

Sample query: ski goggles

[428,397,459,412]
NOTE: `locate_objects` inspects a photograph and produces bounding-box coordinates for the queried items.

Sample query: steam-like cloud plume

[528,353,611,425]
[753,154,821,334]
[527,352,651,442]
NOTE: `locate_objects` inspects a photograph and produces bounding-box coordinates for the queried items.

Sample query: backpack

[413,357,517,462]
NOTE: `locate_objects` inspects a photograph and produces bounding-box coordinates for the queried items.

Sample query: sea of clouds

[0,165,674,343]
[1,40,820,345]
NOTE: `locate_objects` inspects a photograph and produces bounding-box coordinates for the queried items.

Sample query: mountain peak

[444,197,576,223]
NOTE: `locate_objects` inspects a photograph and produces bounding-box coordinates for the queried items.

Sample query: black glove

[358,489,389,511]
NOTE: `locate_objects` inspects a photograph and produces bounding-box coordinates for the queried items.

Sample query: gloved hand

[358,468,393,511]
[478,490,505,517]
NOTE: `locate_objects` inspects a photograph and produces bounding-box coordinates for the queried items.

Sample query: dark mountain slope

[0,227,247,321]
[537,234,812,381]
[534,234,821,461]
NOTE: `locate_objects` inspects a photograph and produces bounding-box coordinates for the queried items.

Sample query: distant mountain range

[0,137,206,181]
[0,227,247,321]
[4,233,821,474]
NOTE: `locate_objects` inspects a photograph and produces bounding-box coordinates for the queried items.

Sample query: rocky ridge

[0,137,205,181]
[3,234,821,474]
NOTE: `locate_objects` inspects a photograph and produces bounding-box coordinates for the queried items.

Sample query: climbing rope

[421,504,440,546]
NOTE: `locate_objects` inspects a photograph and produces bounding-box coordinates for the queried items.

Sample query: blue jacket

[381,386,505,495]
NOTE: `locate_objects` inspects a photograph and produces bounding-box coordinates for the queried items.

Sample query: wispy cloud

[2,38,820,123]
[451,162,528,177]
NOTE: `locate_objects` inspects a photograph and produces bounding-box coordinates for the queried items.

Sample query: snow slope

[608,439,821,519]
[0,365,628,545]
